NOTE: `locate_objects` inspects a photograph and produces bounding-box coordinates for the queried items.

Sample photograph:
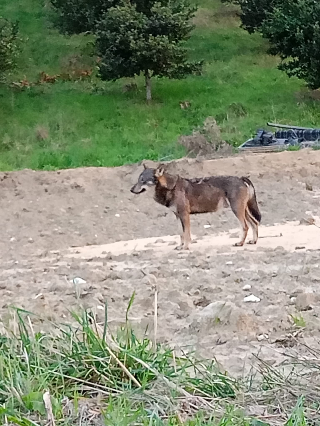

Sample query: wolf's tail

[241,176,261,223]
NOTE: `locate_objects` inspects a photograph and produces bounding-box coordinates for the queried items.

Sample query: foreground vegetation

[0,302,318,425]
[0,0,319,170]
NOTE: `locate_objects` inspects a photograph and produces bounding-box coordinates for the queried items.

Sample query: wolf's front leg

[177,211,191,250]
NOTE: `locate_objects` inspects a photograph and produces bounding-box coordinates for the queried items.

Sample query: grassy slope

[0,0,319,170]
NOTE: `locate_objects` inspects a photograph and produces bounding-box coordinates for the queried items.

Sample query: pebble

[257,334,269,341]
[242,284,252,291]
[71,277,87,285]
[243,294,261,303]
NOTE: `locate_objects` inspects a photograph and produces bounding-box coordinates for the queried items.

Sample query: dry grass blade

[153,285,158,351]
[104,344,142,388]
[240,349,320,424]
[43,390,56,426]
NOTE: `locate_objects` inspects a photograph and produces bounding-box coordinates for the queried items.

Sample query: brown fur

[153,166,261,250]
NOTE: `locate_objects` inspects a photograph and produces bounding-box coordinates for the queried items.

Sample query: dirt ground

[1,149,320,376]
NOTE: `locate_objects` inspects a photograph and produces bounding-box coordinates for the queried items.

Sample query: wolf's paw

[234,242,244,247]
[175,244,190,251]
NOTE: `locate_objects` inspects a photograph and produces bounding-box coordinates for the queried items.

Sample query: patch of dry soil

[1,150,320,375]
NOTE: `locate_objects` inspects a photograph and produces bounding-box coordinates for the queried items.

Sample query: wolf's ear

[155,164,165,178]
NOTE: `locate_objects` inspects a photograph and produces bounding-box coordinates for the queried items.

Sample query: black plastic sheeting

[239,127,320,150]
[274,129,320,141]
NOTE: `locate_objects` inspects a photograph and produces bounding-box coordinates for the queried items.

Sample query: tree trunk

[145,70,151,103]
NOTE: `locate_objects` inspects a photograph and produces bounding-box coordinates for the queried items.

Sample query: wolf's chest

[154,186,174,208]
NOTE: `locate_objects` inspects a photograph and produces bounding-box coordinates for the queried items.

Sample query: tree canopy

[222,0,320,89]
[50,0,116,34]
[50,0,202,100]
[96,1,202,100]
[261,0,320,89]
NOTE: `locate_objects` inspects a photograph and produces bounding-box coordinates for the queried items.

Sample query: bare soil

[1,149,320,376]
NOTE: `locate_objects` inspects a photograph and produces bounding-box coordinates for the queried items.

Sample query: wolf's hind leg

[229,193,249,247]
[245,207,259,244]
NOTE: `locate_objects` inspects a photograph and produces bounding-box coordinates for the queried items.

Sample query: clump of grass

[285,396,307,426]
[244,348,320,426]
[289,313,306,328]
[0,302,319,425]
[0,303,237,425]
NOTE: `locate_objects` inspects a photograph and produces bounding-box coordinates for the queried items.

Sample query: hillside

[0,0,319,170]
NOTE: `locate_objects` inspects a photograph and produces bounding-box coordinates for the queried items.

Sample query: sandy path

[65,221,320,258]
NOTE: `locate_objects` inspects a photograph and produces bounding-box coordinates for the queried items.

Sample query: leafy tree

[96,1,202,101]
[261,0,320,89]
[0,18,20,81]
[221,0,281,33]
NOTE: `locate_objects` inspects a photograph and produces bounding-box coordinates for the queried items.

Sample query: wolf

[130,164,261,250]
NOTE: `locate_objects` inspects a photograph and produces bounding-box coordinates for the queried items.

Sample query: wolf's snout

[130,183,145,194]
[130,184,138,193]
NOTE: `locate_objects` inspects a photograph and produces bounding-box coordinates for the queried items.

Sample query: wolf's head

[130,164,156,194]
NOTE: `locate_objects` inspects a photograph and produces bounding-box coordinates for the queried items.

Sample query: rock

[306,182,313,191]
[193,295,211,308]
[299,217,315,226]
[191,301,234,326]
[242,284,252,291]
[71,277,86,285]
[295,292,317,311]
[243,294,261,303]
[190,301,257,334]
[257,334,269,341]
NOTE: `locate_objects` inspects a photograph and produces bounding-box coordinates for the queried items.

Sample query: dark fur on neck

[154,183,175,208]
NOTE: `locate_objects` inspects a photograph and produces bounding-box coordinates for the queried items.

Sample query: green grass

[0,0,320,170]
[0,302,317,425]
[289,313,306,328]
